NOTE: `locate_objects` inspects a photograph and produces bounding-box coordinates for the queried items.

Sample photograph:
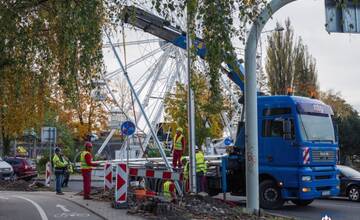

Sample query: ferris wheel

[93,2,244,159]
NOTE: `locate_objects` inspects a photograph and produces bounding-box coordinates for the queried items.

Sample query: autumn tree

[164,73,228,150]
[0,1,106,155]
[320,90,360,160]
[265,19,319,97]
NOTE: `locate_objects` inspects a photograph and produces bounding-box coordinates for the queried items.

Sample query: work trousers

[55,173,64,193]
[82,170,92,199]
[196,171,206,193]
[172,150,182,168]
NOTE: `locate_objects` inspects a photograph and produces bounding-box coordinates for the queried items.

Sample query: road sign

[224,137,233,146]
[41,127,57,143]
[120,121,135,136]
[325,0,360,33]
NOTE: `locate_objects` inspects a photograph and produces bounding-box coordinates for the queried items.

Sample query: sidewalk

[61,192,144,220]
[36,174,103,182]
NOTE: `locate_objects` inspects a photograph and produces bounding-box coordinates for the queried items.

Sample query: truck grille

[312,150,335,163]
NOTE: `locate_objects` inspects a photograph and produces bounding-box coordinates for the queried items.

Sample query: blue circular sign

[224,137,233,146]
[121,121,136,136]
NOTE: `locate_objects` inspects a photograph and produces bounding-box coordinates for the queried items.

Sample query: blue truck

[122,6,340,209]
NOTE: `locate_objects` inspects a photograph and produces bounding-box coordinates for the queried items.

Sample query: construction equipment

[119,6,340,209]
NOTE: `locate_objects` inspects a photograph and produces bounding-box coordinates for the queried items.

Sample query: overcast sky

[263,0,360,111]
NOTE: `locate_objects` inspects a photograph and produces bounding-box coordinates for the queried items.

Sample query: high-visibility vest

[80,151,92,170]
[196,151,207,173]
[163,180,173,199]
[52,154,66,169]
[183,161,189,180]
[173,134,183,151]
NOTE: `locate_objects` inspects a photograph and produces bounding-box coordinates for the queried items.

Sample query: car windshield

[298,114,335,143]
[338,166,360,178]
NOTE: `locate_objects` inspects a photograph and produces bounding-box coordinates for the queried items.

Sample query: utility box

[325,0,360,33]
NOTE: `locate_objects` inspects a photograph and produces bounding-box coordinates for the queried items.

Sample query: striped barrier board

[45,162,51,187]
[115,163,127,207]
[303,147,310,164]
[104,162,113,191]
[129,168,183,181]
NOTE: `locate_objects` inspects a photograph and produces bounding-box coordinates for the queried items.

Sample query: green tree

[265,19,319,97]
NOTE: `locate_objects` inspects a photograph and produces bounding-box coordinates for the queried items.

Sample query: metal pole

[187,4,197,194]
[104,31,183,196]
[244,0,296,214]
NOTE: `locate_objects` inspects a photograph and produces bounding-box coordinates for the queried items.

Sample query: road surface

[216,193,360,220]
[269,199,360,220]
[0,191,103,220]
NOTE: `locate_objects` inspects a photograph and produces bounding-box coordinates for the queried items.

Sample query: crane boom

[123,6,245,91]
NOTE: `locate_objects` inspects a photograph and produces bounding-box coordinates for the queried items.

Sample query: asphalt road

[0,191,103,220]
[269,199,360,220]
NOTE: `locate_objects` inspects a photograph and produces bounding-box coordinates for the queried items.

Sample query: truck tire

[347,185,360,201]
[291,199,314,206]
[259,180,284,210]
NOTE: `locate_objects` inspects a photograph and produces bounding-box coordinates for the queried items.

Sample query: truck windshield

[298,114,335,143]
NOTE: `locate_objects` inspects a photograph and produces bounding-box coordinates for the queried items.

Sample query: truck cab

[209,95,340,209]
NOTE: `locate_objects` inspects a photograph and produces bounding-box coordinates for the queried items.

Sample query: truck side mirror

[283,120,292,140]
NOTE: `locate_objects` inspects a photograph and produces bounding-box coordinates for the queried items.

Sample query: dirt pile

[0,180,51,191]
[75,187,115,202]
[127,194,290,220]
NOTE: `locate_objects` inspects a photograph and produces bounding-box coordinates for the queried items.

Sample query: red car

[4,157,37,181]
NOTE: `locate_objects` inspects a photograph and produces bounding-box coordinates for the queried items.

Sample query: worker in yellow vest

[80,142,99,200]
[195,145,207,193]
[181,156,189,193]
[163,180,176,202]
[172,127,186,169]
[52,147,67,195]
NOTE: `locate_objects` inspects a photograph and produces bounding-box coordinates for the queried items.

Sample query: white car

[0,156,14,180]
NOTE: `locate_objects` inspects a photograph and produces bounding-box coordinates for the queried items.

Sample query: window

[263,108,291,116]
[262,119,295,139]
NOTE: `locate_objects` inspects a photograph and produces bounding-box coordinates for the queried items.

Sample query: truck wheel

[291,199,314,206]
[348,186,360,201]
[259,180,284,210]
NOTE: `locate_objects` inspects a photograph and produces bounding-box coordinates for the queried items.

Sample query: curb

[58,195,107,220]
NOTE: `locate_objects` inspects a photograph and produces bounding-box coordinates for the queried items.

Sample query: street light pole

[187,4,197,194]
[244,0,296,214]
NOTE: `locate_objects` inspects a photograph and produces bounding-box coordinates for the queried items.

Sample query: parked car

[337,165,360,201]
[0,156,14,180]
[4,157,37,181]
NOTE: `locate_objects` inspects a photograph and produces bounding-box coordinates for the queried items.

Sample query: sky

[103,0,360,112]
[263,0,360,111]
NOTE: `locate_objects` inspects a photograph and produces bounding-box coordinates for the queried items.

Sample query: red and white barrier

[45,161,51,187]
[115,163,127,205]
[129,168,183,181]
[104,162,113,191]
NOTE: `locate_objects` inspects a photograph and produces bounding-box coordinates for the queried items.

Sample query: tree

[265,19,319,97]
[320,90,360,160]
[164,73,228,150]
[0,1,106,155]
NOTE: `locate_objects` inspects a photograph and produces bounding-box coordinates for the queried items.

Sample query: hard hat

[176,127,183,133]
[85,141,93,148]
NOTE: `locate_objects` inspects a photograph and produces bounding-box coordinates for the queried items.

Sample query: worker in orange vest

[80,142,99,200]
[172,127,186,169]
